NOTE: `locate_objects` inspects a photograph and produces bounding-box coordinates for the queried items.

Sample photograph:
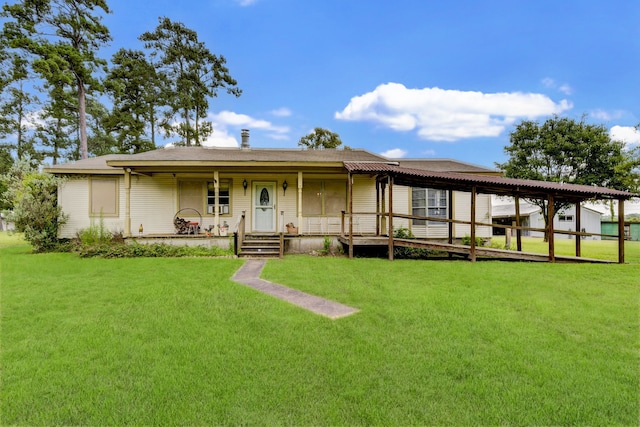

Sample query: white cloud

[542,77,573,95]
[610,125,640,147]
[270,107,292,117]
[202,110,290,147]
[590,109,625,121]
[335,83,572,142]
[235,0,258,6]
[381,148,407,158]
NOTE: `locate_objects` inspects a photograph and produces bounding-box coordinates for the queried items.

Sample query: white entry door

[253,182,276,232]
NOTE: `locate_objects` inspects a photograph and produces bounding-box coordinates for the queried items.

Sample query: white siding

[58,176,127,238]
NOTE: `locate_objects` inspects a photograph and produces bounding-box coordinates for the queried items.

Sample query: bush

[461,234,486,247]
[392,227,433,259]
[75,241,232,258]
[1,161,67,252]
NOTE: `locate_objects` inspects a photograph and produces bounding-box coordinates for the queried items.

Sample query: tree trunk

[77,78,88,159]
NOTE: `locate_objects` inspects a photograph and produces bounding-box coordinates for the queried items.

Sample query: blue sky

[101,0,640,169]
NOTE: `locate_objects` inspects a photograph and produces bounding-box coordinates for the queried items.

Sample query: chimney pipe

[241,129,250,149]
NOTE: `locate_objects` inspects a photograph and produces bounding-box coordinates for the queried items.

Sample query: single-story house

[492,200,603,239]
[44,130,498,251]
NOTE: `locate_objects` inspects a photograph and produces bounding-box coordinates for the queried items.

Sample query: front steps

[239,234,282,258]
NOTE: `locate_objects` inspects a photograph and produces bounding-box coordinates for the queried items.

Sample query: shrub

[461,234,486,247]
[2,161,67,252]
[393,227,432,259]
[75,241,232,258]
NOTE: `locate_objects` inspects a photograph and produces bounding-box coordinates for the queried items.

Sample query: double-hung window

[207,180,230,214]
[412,188,448,225]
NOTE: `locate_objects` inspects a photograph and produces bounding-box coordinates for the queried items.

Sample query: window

[302,180,346,215]
[207,180,231,215]
[90,178,118,216]
[559,215,574,222]
[412,188,447,226]
[180,180,232,215]
[179,181,203,213]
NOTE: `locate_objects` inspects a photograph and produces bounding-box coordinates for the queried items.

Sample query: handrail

[233,211,246,256]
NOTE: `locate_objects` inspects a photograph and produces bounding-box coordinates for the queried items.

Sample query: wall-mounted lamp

[242,178,248,195]
[282,180,288,196]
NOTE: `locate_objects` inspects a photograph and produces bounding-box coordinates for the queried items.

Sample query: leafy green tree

[140,17,241,146]
[0,53,39,160]
[298,127,344,149]
[496,115,640,240]
[0,147,14,210]
[86,96,118,156]
[2,0,112,160]
[1,159,67,252]
[104,48,161,152]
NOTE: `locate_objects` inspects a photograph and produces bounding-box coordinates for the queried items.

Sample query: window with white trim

[207,180,231,215]
[412,188,448,225]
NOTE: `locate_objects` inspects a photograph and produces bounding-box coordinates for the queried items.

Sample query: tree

[1,159,67,252]
[496,115,640,240]
[140,17,241,146]
[0,53,39,160]
[104,48,161,153]
[2,0,112,160]
[298,127,344,150]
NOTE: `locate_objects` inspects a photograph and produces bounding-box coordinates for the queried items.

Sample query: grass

[517,236,640,262]
[1,232,639,425]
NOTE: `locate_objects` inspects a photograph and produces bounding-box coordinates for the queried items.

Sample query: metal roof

[343,162,638,201]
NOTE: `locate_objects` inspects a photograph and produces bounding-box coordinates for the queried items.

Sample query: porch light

[243,178,248,195]
[282,180,288,195]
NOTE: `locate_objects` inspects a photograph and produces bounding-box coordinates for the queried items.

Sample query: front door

[253,182,276,232]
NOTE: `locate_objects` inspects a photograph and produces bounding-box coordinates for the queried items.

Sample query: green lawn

[1,232,639,426]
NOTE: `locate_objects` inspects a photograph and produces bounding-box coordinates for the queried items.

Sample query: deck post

[575,201,581,257]
[448,189,454,245]
[297,172,303,234]
[348,172,354,259]
[470,186,476,262]
[388,175,394,260]
[548,195,555,262]
[376,179,381,236]
[514,195,522,252]
[618,198,625,264]
[381,180,386,235]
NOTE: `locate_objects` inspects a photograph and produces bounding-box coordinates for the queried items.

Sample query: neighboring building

[492,200,602,239]
[44,131,497,248]
[601,221,640,241]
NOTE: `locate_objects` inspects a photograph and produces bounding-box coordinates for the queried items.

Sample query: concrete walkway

[231,259,359,319]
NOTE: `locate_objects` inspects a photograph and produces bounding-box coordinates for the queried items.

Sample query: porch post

[297,172,303,234]
[376,179,381,236]
[348,172,354,259]
[618,198,625,264]
[470,186,476,262]
[448,189,454,245]
[514,195,522,252]
[388,175,394,261]
[575,201,581,257]
[381,180,387,235]
[213,171,219,231]
[548,195,555,262]
[124,168,131,237]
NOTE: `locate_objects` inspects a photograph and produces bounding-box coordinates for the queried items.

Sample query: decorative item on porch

[173,208,202,235]
[218,221,229,236]
[286,222,299,234]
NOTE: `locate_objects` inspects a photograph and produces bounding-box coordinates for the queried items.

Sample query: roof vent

[241,129,250,149]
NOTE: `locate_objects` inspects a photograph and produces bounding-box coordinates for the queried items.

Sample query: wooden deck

[337,235,614,263]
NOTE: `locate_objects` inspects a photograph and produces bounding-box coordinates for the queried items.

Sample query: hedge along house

[44,130,498,255]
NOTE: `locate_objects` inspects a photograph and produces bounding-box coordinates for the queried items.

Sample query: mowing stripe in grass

[232,259,359,319]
